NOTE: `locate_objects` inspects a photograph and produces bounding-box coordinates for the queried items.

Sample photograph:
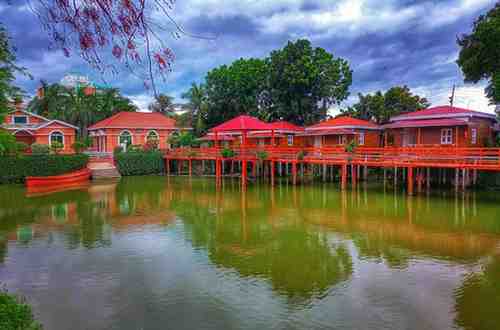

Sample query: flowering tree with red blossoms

[29,0,182,95]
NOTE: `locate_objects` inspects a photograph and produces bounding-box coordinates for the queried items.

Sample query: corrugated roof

[269,121,304,132]
[210,115,273,132]
[88,112,177,130]
[383,118,468,129]
[299,128,356,136]
[307,116,379,130]
[391,106,496,121]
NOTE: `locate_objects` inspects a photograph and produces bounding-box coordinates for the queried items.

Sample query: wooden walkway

[164,146,500,194]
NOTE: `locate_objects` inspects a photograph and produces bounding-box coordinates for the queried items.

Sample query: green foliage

[220,148,235,158]
[457,3,500,104]
[256,150,268,161]
[297,150,306,160]
[148,93,175,116]
[143,139,159,152]
[345,140,357,153]
[0,289,43,330]
[0,132,16,156]
[71,141,87,153]
[342,86,430,124]
[115,151,164,176]
[0,24,28,112]
[266,39,352,125]
[168,131,196,148]
[14,142,29,154]
[127,145,143,153]
[113,146,123,156]
[188,39,351,129]
[0,154,89,184]
[50,141,64,154]
[27,82,137,137]
[30,143,50,155]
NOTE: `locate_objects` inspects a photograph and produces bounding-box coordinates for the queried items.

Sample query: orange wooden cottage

[1,104,78,153]
[302,116,382,147]
[383,106,497,147]
[88,112,181,152]
[247,121,305,147]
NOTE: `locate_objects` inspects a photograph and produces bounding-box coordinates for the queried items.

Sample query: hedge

[0,290,43,330]
[115,151,164,176]
[0,154,89,184]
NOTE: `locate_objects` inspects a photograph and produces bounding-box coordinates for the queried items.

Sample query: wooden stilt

[394,167,398,187]
[351,165,357,188]
[341,164,347,190]
[242,159,247,188]
[188,159,192,176]
[455,168,459,192]
[364,165,368,181]
[166,159,170,176]
[322,163,327,182]
[426,168,430,189]
[292,161,297,185]
[407,167,414,196]
[271,160,275,186]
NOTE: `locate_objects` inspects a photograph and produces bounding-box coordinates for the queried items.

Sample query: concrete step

[90,167,121,179]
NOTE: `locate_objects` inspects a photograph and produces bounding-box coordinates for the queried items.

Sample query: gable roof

[307,116,380,130]
[88,112,177,130]
[3,109,79,130]
[269,121,304,132]
[390,106,496,121]
[210,115,273,132]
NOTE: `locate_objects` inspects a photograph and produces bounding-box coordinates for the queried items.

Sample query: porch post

[407,166,414,196]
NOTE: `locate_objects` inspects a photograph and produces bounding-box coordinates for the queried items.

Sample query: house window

[13,116,28,125]
[49,131,64,146]
[471,128,477,145]
[440,128,453,145]
[358,132,365,146]
[119,131,132,149]
[287,135,294,146]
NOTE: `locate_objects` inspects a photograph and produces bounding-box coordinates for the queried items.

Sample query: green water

[0,177,499,330]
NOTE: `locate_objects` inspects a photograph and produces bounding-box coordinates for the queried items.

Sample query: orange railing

[164,146,500,170]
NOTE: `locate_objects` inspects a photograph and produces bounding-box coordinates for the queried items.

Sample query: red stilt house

[302,116,382,147]
[1,103,78,153]
[248,121,305,147]
[383,106,497,147]
[209,115,274,147]
[88,112,182,152]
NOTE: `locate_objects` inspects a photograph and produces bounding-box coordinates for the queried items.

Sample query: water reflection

[0,178,499,329]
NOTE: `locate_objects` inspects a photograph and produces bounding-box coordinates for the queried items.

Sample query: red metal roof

[307,116,379,130]
[248,132,286,138]
[210,115,273,132]
[391,106,496,120]
[383,118,468,129]
[269,121,304,132]
[199,134,235,141]
[299,128,356,136]
[88,112,177,130]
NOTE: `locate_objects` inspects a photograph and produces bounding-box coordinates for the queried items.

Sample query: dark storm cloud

[1,0,497,109]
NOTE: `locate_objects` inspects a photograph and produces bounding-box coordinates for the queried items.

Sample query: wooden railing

[165,146,500,170]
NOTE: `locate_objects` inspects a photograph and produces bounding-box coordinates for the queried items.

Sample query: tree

[457,3,500,107]
[343,86,430,124]
[266,39,352,125]
[204,58,268,128]
[182,83,207,135]
[148,94,175,116]
[0,25,27,154]
[28,82,137,136]
[28,0,189,95]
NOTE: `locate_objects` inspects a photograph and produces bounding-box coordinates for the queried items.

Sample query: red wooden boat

[26,168,91,188]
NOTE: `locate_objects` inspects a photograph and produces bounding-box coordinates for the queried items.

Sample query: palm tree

[182,83,207,136]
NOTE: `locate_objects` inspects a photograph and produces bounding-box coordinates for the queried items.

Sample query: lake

[0,177,499,330]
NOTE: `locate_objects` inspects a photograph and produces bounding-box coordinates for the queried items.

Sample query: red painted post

[271,160,275,186]
[407,167,414,196]
[341,164,347,190]
[292,161,297,185]
[166,159,170,176]
[351,165,357,188]
[188,159,192,176]
[242,159,247,188]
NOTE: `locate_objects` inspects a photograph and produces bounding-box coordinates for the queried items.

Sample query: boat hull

[26,168,91,188]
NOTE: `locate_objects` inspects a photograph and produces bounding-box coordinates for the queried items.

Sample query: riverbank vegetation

[0,289,42,330]
[0,154,89,184]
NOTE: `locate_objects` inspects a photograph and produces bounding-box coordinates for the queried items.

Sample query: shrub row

[115,151,164,176]
[0,290,43,330]
[0,154,89,184]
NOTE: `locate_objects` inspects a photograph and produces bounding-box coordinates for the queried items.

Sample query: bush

[127,145,143,153]
[72,141,87,154]
[115,151,164,176]
[256,150,268,161]
[50,141,64,154]
[30,144,50,155]
[0,132,16,156]
[221,148,235,158]
[0,289,43,330]
[113,146,123,156]
[296,150,306,160]
[143,140,159,152]
[345,140,357,153]
[0,154,89,184]
[15,142,29,154]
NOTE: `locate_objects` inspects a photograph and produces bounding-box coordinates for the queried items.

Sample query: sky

[1,0,498,113]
